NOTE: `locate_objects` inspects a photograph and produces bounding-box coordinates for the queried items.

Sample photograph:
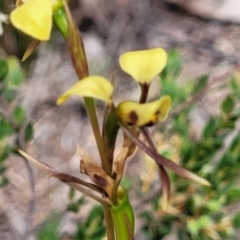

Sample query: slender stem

[104,207,115,240]
[55,4,115,238]
[102,104,113,175]
[140,128,157,151]
[84,97,109,171]
[64,182,111,208]
[59,0,110,174]
[84,98,115,240]
[139,83,149,103]
[53,172,103,193]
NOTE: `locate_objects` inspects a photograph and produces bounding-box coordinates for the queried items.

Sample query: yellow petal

[119,48,167,84]
[57,76,113,105]
[10,0,52,41]
[116,96,171,127]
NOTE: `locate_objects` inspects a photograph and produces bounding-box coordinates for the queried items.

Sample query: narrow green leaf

[0,145,12,163]
[192,75,208,94]
[37,217,60,240]
[160,50,182,81]
[203,118,217,140]
[13,106,26,125]
[221,95,235,114]
[2,88,15,102]
[90,225,106,239]
[87,205,104,226]
[103,110,119,162]
[233,213,240,228]
[5,56,24,87]
[220,153,236,167]
[229,77,239,93]
[225,188,240,204]
[0,60,8,81]
[75,226,86,240]
[67,202,80,212]
[0,120,14,139]
[25,123,34,141]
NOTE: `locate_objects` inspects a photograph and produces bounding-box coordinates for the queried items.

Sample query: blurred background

[1,0,240,239]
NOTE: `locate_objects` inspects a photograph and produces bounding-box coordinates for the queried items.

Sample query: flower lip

[119,48,167,84]
[116,95,172,127]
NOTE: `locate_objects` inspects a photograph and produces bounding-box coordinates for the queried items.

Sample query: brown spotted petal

[78,146,114,197]
[116,96,171,127]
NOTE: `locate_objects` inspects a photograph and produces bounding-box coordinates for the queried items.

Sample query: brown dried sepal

[78,146,114,197]
[22,39,40,61]
[113,128,138,176]
[63,0,89,79]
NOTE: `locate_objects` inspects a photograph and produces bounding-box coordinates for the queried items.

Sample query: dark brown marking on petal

[93,174,107,188]
[144,111,160,127]
[129,111,138,124]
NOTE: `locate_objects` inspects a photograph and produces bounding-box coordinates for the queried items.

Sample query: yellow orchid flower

[10,0,63,41]
[57,76,113,105]
[116,95,172,127]
[119,48,167,84]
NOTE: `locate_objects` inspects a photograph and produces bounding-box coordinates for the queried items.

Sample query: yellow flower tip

[10,0,52,41]
[158,95,172,121]
[161,194,169,212]
[119,48,167,84]
[116,95,172,127]
[56,94,69,105]
[57,76,113,105]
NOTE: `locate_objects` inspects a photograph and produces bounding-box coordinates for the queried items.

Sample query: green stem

[104,207,115,240]
[53,6,109,173]
[54,5,115,239]
[110,186,135,240]
[84,97,109,170]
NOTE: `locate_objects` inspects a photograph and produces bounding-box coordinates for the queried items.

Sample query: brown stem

[139,83,149,103]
